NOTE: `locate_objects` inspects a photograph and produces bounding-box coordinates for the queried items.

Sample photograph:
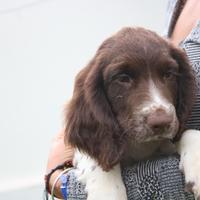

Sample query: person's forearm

[45,130,74,198]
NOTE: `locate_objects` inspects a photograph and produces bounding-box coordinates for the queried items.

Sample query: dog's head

[65,27,195,170]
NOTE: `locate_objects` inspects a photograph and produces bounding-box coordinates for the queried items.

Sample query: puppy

[65,27,200,199]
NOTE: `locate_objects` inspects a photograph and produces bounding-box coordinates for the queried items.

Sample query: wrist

[49,170,63,199]
[44,161,73,199]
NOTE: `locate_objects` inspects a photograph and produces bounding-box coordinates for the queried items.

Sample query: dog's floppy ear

[64,55,125,171]
[171,46,196,140]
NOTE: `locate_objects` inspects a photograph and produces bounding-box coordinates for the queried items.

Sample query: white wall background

[0,0,168,198]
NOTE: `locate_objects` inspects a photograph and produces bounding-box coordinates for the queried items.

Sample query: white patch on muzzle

[141,79,174,115]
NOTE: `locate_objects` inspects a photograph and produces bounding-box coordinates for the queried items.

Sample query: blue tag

[60,174,68,200]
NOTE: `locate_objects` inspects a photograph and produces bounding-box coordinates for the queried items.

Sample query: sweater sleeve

[65,155,194,200]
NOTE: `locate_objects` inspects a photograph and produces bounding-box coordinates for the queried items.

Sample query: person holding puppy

[45,0,200,199]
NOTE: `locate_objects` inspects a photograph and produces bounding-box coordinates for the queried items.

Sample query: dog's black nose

[147,109,172,133]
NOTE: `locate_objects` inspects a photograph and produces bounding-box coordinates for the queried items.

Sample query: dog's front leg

[73,150,127,200]
[177,129,200,199]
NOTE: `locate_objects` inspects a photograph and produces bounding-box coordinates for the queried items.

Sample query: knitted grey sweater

[66,155,194,200]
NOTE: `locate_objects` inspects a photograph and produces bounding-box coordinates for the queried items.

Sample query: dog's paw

[177,129,200,199]
[85,165,127,200]
[73,150,127,200]
[180,151,200,199]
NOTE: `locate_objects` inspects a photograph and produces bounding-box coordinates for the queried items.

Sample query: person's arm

[46,130,74,198]
[170,0,200,45]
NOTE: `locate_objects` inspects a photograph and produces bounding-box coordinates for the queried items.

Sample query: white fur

[141,80,172,114]
[73,150,127,200]
[149,80,171,108]
[177,129,200,198]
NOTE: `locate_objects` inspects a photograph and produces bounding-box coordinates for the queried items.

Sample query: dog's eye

[163,69,179,79]
[163,71,174,79]
[116,74,132,83]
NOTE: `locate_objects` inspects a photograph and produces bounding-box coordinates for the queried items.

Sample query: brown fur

[64,27,195,171]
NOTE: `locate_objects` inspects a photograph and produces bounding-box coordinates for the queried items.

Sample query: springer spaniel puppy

[65,27,200,199]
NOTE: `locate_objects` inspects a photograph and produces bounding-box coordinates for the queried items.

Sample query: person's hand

[46,130,74,172]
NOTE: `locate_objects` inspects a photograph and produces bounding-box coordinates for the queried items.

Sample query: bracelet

[51,167,72,200]
[44,160,73,199]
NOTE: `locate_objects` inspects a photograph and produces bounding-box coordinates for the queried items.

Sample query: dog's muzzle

[139,103,179,141]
